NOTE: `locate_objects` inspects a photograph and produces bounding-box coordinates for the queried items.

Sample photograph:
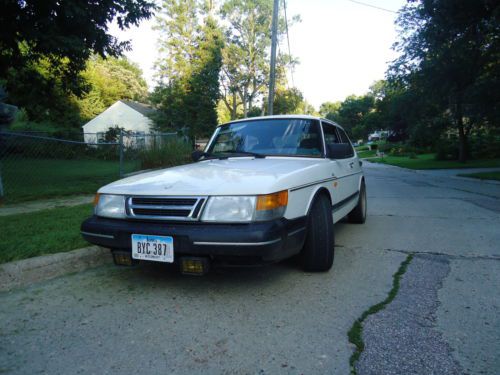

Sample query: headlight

[94,194,126,218]
[201,191,288,222]
[201,196,256,222]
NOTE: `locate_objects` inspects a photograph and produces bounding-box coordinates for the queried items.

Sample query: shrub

[388,143,428,157]
[378,143,394,153]
[138,138,192,169]
[469,134,500,159]
[434,132,500,161]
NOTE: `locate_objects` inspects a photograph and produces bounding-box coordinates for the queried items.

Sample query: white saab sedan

[82,115,366,274]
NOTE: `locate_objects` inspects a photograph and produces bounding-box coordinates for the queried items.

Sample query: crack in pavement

[356,253,464,375]
[348,254,413,375]
[383,248,500,261]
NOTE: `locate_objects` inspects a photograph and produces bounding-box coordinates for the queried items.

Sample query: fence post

[119,130,124,178]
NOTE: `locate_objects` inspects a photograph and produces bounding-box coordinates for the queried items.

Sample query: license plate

[131,234,174,263]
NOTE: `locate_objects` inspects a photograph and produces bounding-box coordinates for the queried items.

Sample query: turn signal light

[93,193,101,206]
[256,190,288,211]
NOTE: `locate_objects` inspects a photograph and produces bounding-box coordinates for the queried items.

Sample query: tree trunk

[458,123,467,163]
[243,97,248,118]
[456,98,467,163]
[231,91,237,120]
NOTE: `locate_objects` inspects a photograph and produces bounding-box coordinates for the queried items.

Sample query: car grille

[126,196,206,221]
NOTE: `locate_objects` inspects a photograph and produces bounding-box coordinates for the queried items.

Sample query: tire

[348,179,367,224]
[301,193,335,272]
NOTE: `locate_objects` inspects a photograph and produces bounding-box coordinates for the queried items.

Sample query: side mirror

[326,143,353,159]
[191,150,204,161]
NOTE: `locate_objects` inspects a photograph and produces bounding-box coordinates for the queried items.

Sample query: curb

[0,246,112,292]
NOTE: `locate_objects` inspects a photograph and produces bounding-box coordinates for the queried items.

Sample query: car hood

[99,157,330,196]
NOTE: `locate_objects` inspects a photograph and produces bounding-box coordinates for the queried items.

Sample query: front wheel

[301,194,334,272]
[348,180,367,224]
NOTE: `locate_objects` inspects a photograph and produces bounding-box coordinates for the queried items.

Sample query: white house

[82,100,156,145]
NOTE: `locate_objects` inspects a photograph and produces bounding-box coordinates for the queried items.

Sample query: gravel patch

[356,254,464,375]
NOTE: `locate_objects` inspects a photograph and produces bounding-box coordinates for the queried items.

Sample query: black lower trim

[332,191,359,212]
[81,215,307,265]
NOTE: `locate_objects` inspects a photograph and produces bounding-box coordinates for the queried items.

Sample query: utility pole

[268,0,279,115]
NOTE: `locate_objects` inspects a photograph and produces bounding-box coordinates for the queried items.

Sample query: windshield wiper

[223,150,266,159]
[197,152,226,160]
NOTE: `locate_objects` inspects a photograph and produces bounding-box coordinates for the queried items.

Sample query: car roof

[219,114,343,129]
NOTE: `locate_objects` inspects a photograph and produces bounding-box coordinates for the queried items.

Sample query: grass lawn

[357,149,377,158]
[0,204,93,264]
[1,158,140,204]
[370,153,500,170]
[457,171,500,181]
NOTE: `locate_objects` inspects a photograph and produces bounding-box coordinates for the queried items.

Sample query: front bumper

[81,216,307,265]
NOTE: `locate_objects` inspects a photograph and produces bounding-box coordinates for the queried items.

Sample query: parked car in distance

[81,115,366,275]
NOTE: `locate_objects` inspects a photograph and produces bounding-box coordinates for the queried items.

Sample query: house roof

[120,100,156,117]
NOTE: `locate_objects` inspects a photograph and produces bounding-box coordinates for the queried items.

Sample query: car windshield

[206,118,323,158]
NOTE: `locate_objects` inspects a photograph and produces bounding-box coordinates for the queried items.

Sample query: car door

[335,126,361,197]
[321,121,350,205]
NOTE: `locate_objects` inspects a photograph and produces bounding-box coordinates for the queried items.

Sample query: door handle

[349,162,354,168]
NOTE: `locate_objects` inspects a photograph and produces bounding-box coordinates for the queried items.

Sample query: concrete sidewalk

[0,194,93,216]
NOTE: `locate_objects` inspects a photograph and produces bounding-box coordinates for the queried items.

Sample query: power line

[347,0,397,14]
[283,0,295,88]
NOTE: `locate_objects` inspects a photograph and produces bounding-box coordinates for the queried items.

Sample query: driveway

[0,162,498,374]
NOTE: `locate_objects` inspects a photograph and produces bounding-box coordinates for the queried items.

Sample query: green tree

[154,0,198,82]
[3,57,82,128]
[1,0,155,90]
[79,55,148,121]
[153,0,223,136]
[184,15,224,136]
[78,89,106,122]
[328,95,375,135]
[220,0,298,118]
[390,0,499,162]
[270,87,304,115]
[319,101,341,118]
[220,0,273,118]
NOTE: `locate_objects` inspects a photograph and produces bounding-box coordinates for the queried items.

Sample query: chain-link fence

[0,131,192,204]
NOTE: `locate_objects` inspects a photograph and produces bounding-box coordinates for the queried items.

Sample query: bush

[378,143,394,153]
[388,143,428,157]
[138,138,192,169]
[435,133,500,161]
[469,134,500,159]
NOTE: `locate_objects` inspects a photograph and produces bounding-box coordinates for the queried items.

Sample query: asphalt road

[1,162,499,375]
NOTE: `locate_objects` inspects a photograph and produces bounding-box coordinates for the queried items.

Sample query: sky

[110,0,407,109]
